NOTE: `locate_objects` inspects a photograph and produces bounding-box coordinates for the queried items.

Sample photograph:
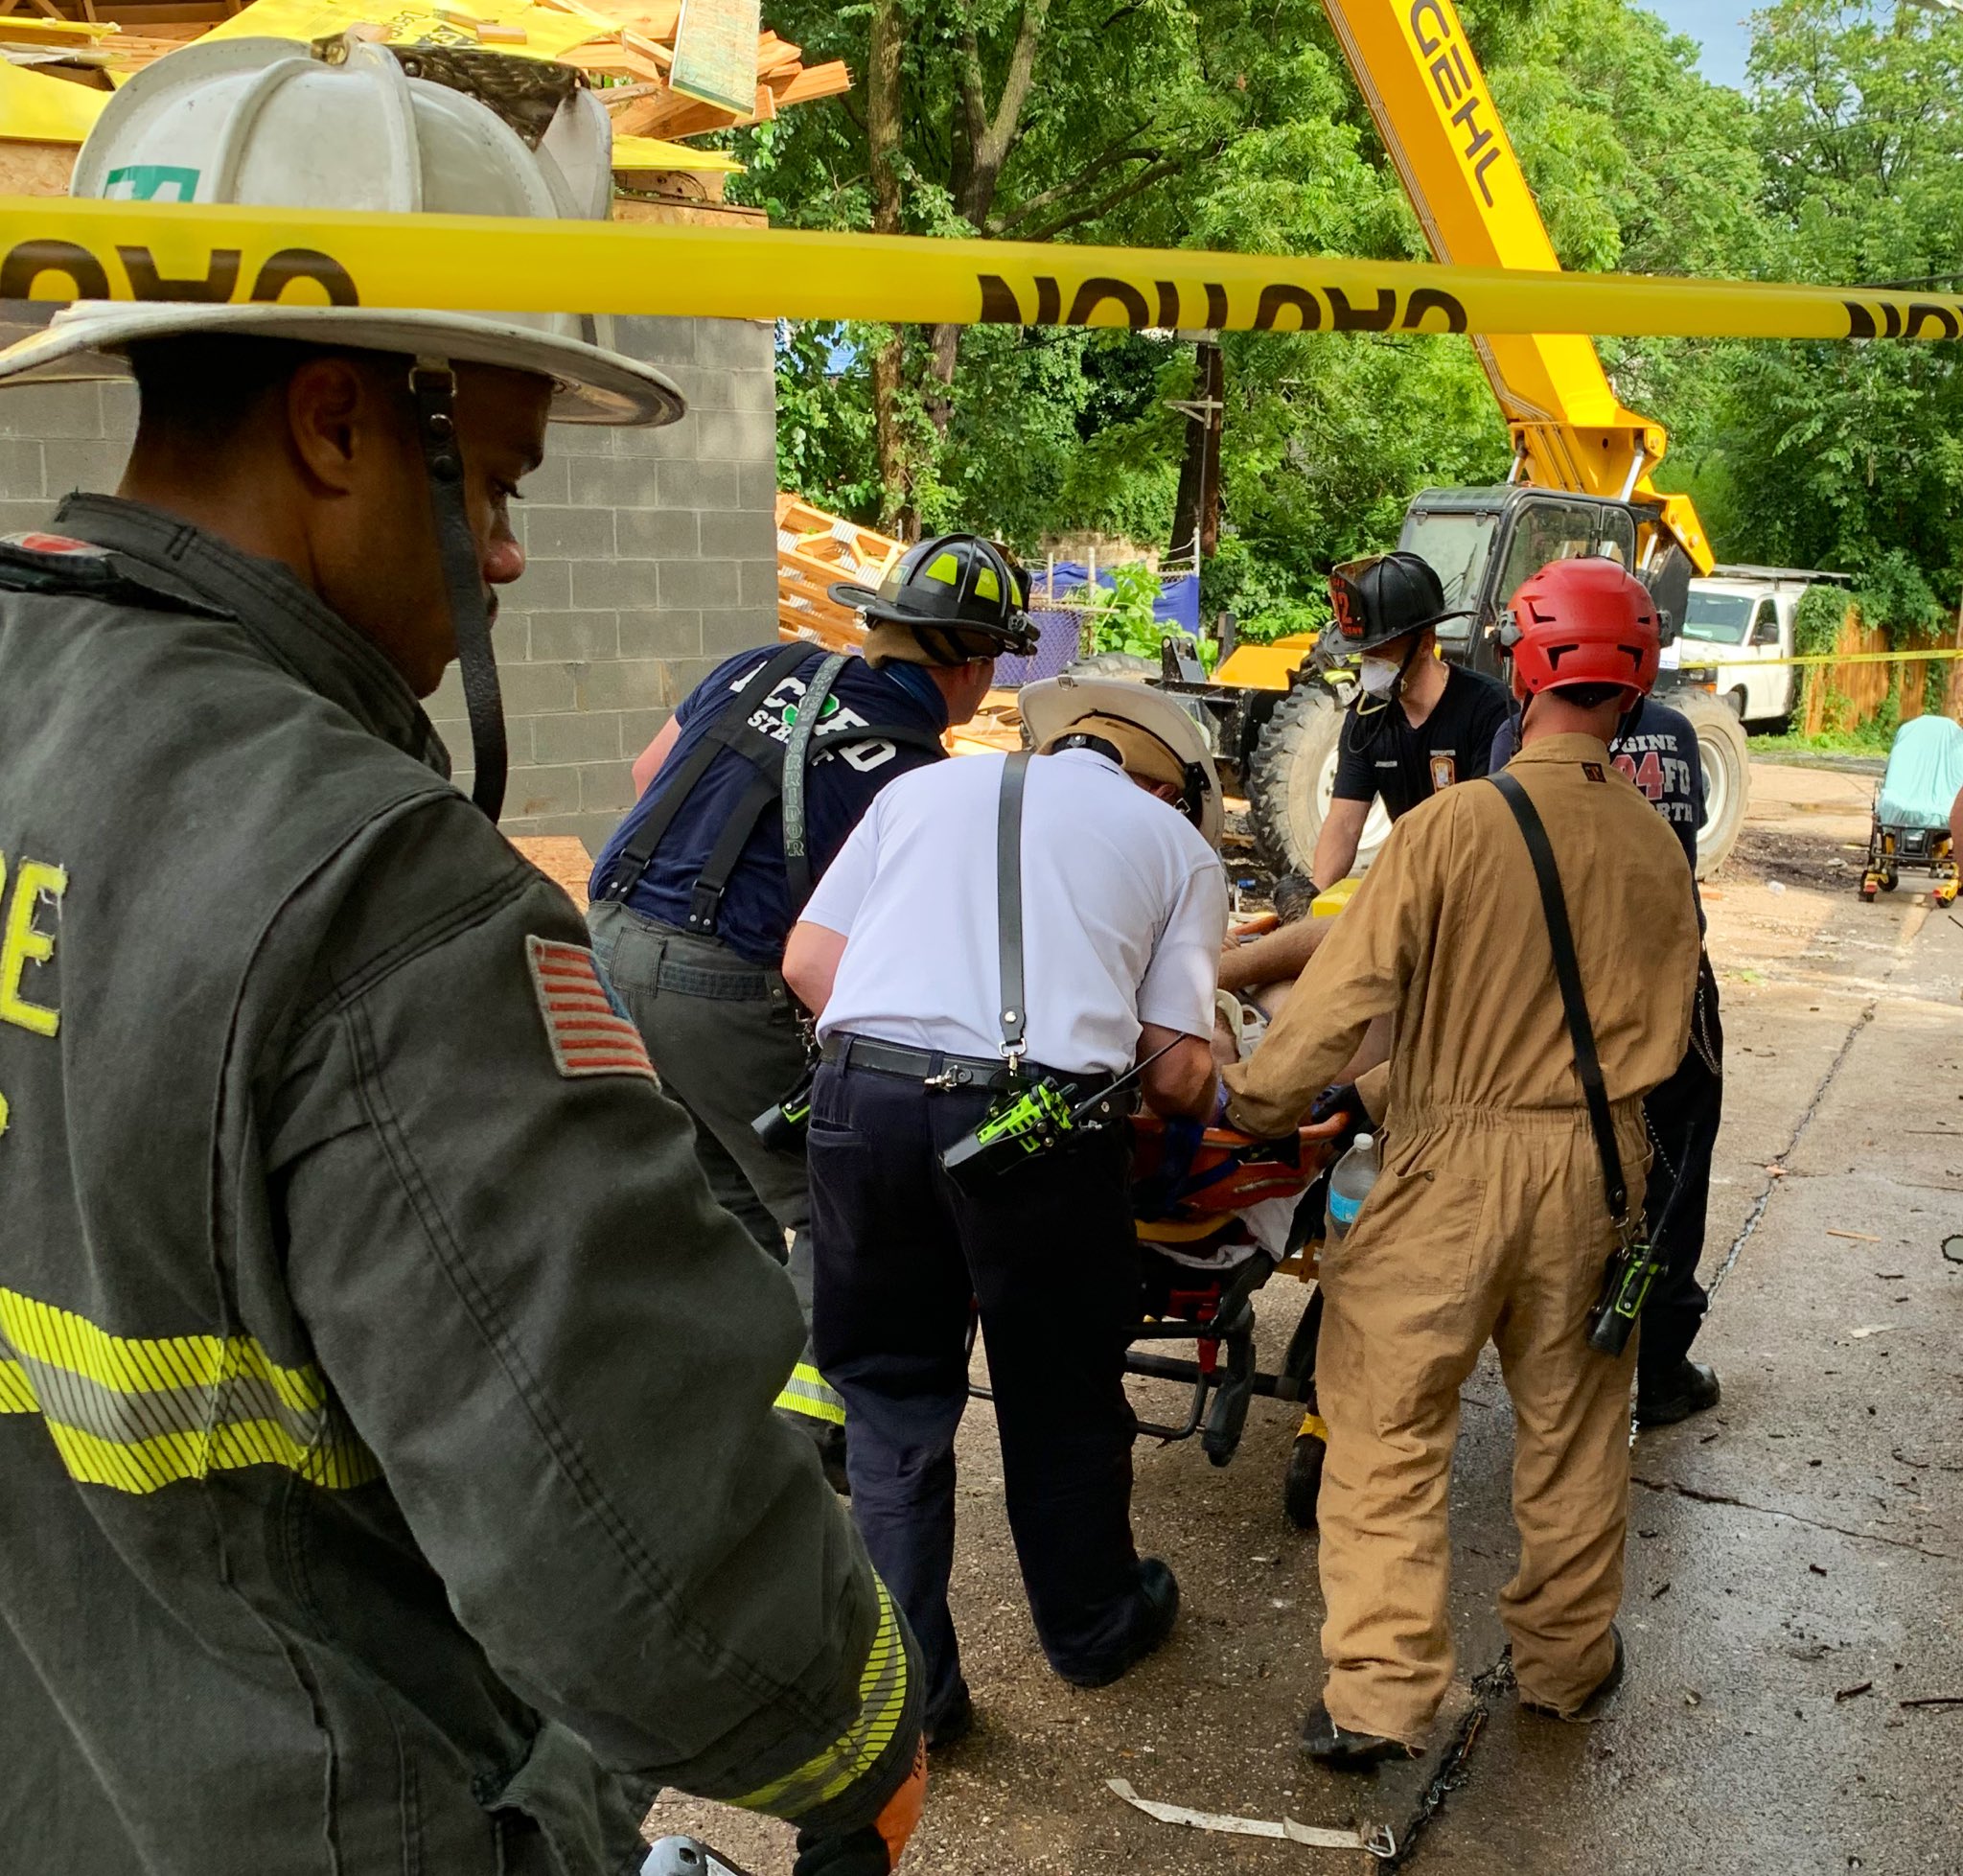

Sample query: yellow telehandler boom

[1320,0,1713,572]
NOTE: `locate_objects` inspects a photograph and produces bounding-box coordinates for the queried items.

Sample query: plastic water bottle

[1326,1133,1380,1242]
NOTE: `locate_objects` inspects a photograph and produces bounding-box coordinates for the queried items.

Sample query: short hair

[1552,681,1628,708]
[126,336,408,449]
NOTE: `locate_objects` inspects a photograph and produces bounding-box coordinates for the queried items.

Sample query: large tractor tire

[1246,684,1392,878]
[1679,688,1749,880]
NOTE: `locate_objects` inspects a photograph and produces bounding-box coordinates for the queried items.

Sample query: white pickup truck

[1674,565,1851,730]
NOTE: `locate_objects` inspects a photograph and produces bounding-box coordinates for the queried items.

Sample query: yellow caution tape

[1,196,1962,339]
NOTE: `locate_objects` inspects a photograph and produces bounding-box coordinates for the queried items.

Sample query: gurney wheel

[1283,1427,1326,1532]
[1860,882,1878,903]
[1879,870,1899,892]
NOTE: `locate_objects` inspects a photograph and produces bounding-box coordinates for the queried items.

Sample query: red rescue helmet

[1501,556,1662,706]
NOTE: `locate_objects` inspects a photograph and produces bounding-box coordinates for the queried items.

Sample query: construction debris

[1105,1778,1397,1859]
[0,0,849,214]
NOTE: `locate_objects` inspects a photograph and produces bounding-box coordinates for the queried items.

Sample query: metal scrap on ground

[1105,1776,1397,1859]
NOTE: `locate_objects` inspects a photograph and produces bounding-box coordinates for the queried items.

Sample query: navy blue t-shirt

[1490,696,1705,927]
[591,646,947,965]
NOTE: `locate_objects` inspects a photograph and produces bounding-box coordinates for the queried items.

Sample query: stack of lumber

[775,491,897,655]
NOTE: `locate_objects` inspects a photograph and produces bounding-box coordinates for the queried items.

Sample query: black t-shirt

[1331,663,1513,821]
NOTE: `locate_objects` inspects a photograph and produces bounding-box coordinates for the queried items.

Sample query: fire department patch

[1429,753,1457,792]
[526,936,656,1082]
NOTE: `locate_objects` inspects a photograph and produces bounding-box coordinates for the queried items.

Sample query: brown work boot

[1521,1623,1625,1723]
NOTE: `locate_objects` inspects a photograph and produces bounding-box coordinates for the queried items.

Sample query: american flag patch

[526,936,656,1082]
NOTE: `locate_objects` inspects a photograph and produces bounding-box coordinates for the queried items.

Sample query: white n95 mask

[1358,654,1401,698]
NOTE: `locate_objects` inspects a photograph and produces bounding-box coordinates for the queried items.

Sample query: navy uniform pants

[1639,952,1724,1390]
[807,1056,1144,1732]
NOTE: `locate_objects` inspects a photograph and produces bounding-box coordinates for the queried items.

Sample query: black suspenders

[594,641,943,932]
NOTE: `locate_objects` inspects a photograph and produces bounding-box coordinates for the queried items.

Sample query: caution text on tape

[2,197,1963,340]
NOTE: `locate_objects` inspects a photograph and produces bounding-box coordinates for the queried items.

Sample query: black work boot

[925,1682,974,1754]
[1300,1702,1419,1772]
[1635,1359,1721,1428]
[1059,1559,1180,1689]
[1522,1623,1626,1723]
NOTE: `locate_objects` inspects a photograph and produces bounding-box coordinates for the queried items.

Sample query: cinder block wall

[0,314,779,859]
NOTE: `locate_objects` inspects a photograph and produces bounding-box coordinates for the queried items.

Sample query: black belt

[822,1032,1036,1093]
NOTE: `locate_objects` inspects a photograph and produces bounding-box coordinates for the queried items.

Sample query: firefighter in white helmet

[0,37,923,1876]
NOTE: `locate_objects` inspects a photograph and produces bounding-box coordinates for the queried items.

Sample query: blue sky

[1642,1,1753,89]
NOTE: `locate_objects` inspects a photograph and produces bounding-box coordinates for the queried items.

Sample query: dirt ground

[649,756,1963,1876]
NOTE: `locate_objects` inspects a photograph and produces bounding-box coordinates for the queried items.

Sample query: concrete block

[657,559,741,611]
[101,381,138,438]
[0,441,44,499]
[660,458,741,512]
[699,509,774,560]
[570,559,661,611]
[737,559,781,611]
[532,707,628,766]
[616,607,701,660]
[0,498,56,534]
[637,413,704,462]
[498,660,582,716]
[729,371,778,416]
[738,460,779,513]
[526,609,620,662]
[427,666,467,723]
[702,611,773,659]
[543,418,617,459]
[504,764,585,820]
[42,438,128,497]
[503,557,572,614]
[520,503,614,561]
[614,507,698,561]
[617,706,674,758]
[569,454,663,511]
[693,318,774,372]
[578,759,638,814]
[518,454,570,504]
[0,383,103,441]
[695,408,777,465]
[577,658,678,711]
[612,315,699,368]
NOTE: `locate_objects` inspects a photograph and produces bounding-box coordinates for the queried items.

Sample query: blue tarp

[1878,714,1963,830]
[994,561,1202,687]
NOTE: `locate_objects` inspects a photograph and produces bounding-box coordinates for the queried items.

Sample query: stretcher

[1861,713,1963,904]
[1122,1113,1335,1528]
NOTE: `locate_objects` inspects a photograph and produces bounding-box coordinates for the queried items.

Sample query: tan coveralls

[1225,733,1699,1743]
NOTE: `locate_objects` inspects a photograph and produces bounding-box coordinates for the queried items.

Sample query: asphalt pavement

[650,758,1963,1876]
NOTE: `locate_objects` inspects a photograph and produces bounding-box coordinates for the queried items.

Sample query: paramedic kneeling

[782,674,1229,1749]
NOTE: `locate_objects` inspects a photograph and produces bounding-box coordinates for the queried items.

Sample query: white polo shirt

[801,746,1227,1077]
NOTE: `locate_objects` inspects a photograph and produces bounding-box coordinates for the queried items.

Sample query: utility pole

[1168,332,1224,567]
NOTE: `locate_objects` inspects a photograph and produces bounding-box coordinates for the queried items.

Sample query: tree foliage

[737,0,1963,642]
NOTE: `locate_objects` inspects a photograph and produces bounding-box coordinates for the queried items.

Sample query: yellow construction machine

[1174,0,1748,879]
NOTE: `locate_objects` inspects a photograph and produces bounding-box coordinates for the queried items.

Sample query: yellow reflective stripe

[0,1284,378,1494]
[735,1577,909,1817]
[0,1356,35,1413]
[43,1416,379,1496]
[0,1285,322,1416]
[774,1361,846,1427]
[1297,1411,1328,1444]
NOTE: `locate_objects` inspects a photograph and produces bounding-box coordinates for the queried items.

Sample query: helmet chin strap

[411,358,507,823]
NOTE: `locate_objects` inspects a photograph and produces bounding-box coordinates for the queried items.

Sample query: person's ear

[285,357,380,497]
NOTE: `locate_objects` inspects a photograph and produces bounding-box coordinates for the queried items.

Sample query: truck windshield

[1683,591,1753,645]
[1398,510,1496,646]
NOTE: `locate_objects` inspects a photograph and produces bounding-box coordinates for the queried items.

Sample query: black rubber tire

[1246,685,1392,878]
[1880,870,1899,892]
[1282,1431,1326,1532]
[1066,651,1156,681]
[1678,688,1750,880]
